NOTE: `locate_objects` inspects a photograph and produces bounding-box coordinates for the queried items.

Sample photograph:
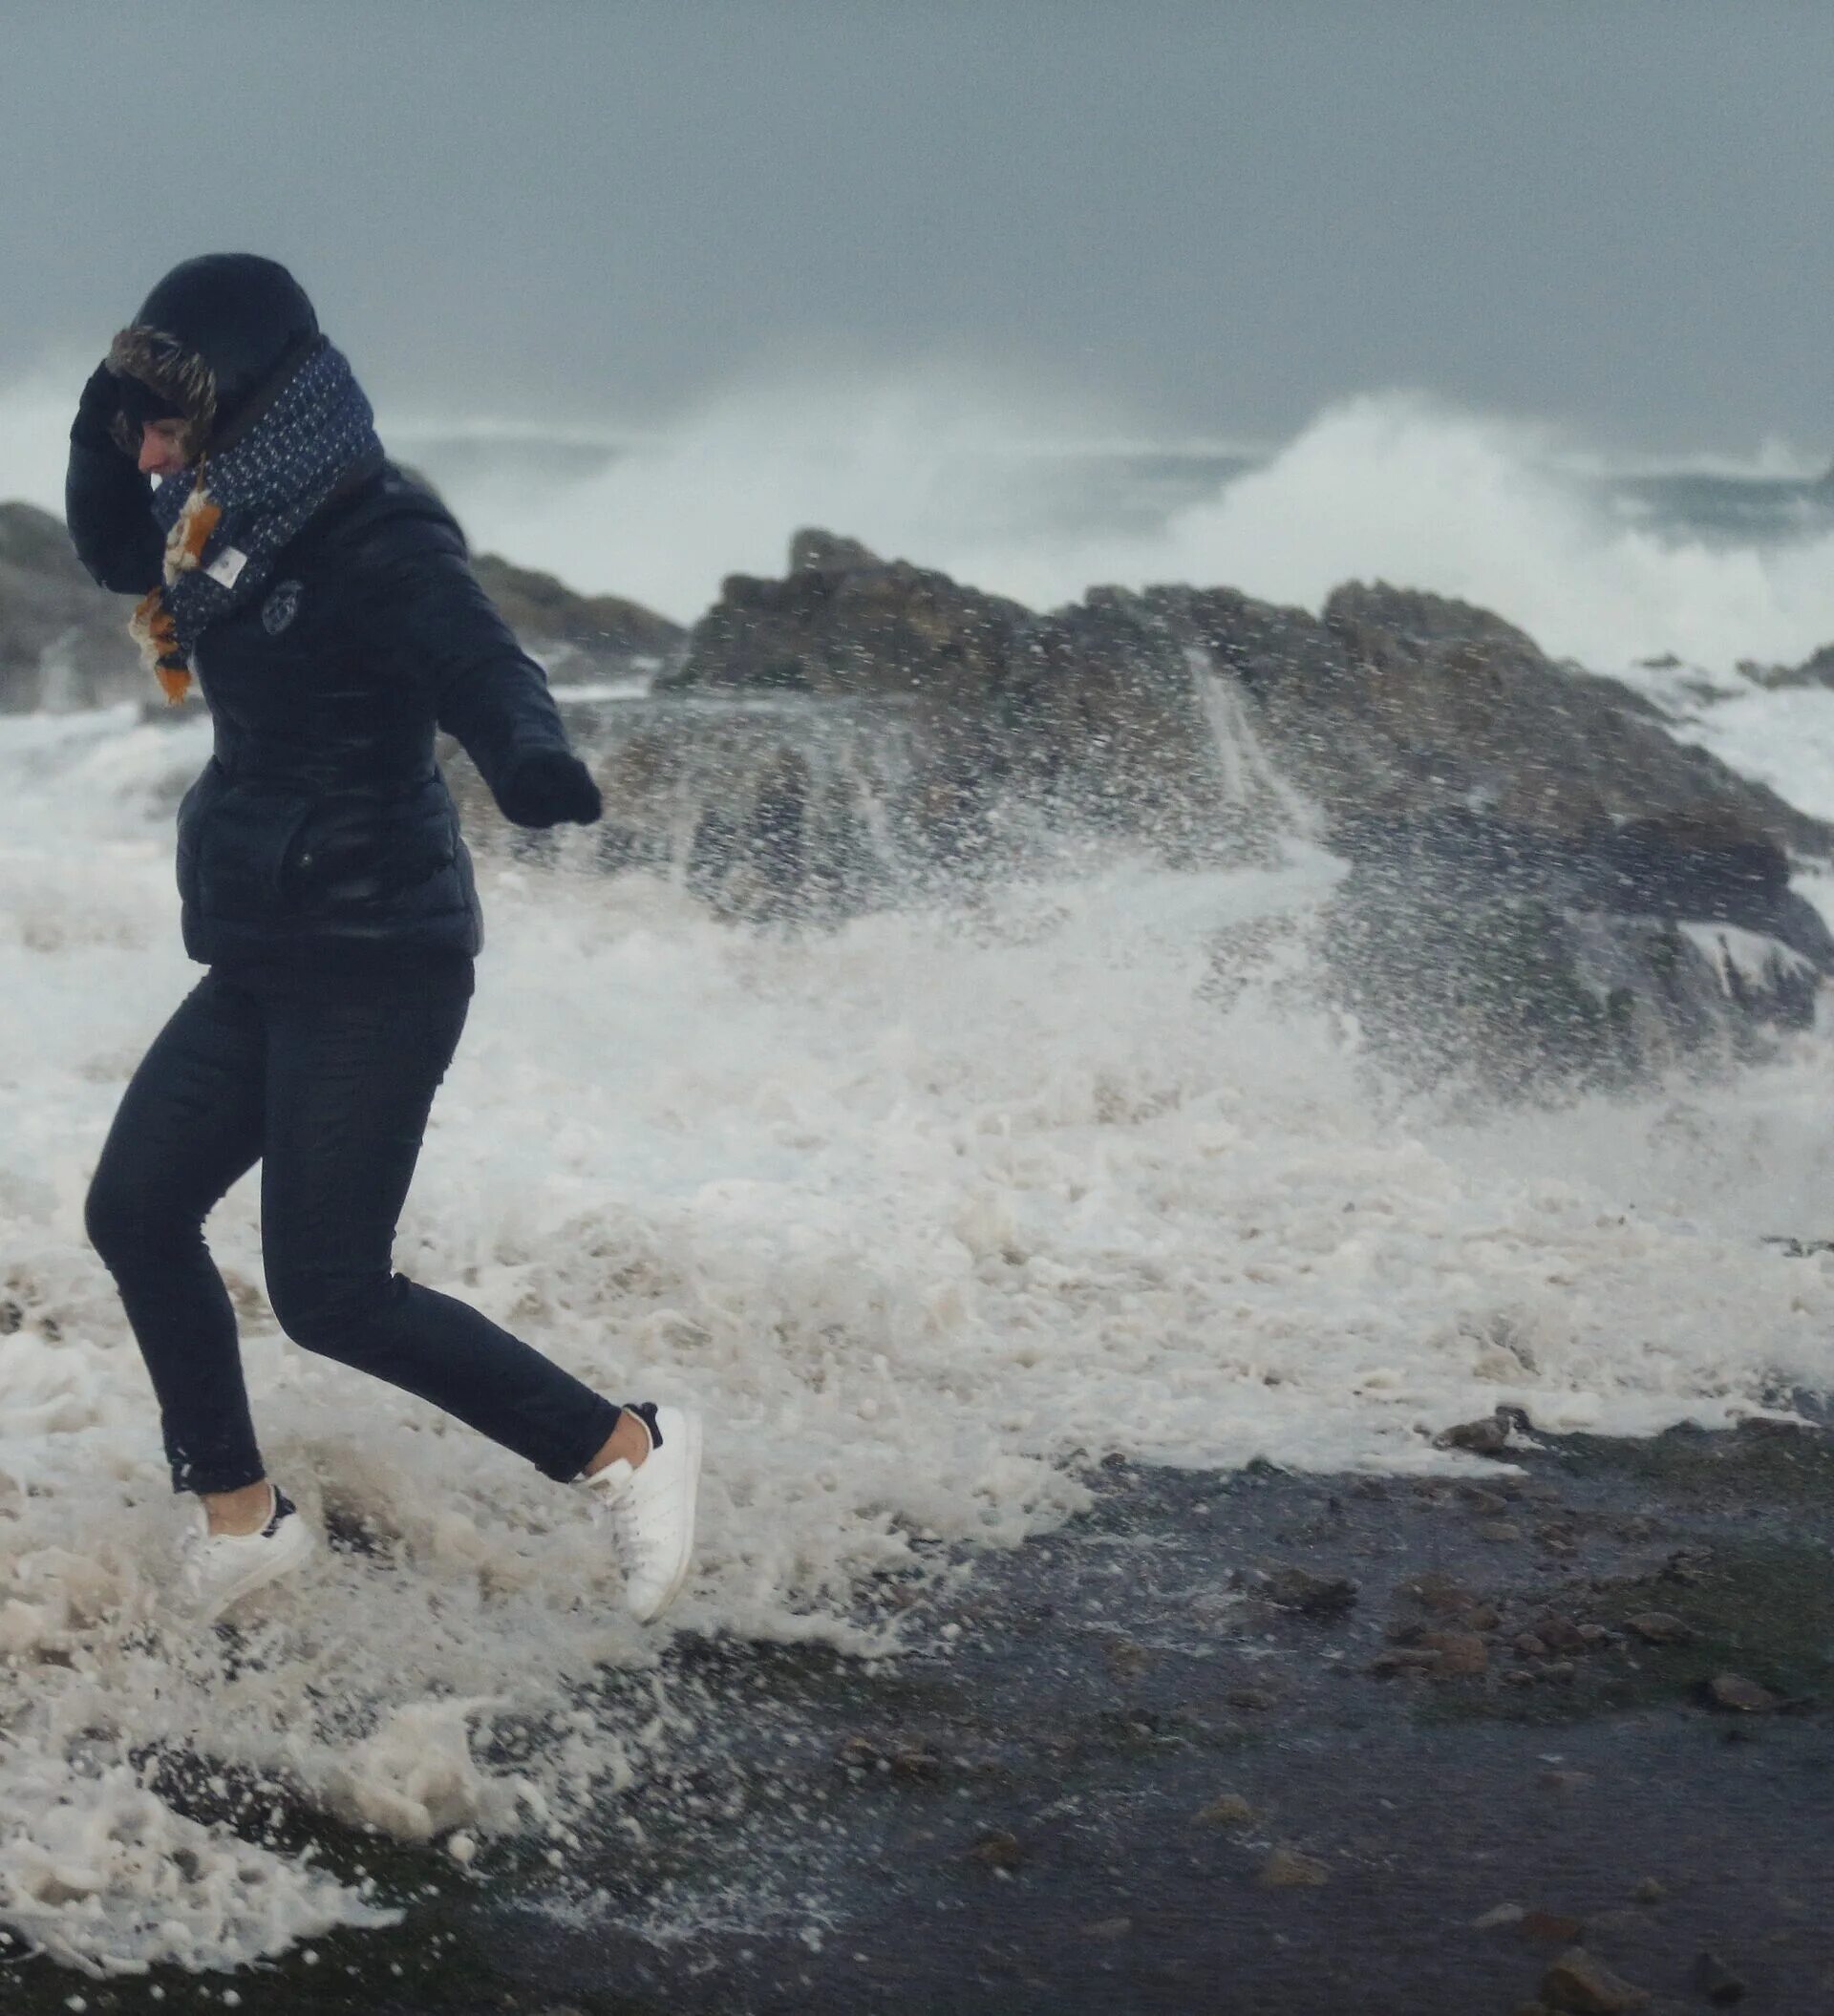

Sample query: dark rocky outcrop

[1738,638,1834,690]
[470,554,683,680]
[0,497,682,708]
[657,532,1834,1089]
[0,501,145,711]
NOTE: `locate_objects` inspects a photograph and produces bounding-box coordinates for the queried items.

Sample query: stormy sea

[3,389,1834,2009]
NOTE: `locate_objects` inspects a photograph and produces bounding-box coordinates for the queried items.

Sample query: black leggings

[85,973,621,1495]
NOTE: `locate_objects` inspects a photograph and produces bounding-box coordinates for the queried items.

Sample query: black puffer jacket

[66,447,574,970]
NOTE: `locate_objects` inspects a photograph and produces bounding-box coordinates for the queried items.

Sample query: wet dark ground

[7,1411,1833,2016]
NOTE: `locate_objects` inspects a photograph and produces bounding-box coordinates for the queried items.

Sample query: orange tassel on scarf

[129,475,221,705]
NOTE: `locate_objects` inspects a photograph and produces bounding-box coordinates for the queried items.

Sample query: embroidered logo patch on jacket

[261,580,304,635]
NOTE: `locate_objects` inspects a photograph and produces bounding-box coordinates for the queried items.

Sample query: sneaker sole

[195,1517,316,1623]
[631,1406,703,1624]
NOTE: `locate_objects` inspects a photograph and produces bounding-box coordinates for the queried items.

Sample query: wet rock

[1259,1565,1359,1616]
[1406,1572,1484,1615]
[1224,1685,1279,1711]
[1418,1628,1488,1675]
[1705,1672,1781,1713]
[1435,1414,1512,1455]
[1192,1792,1256,1827]
[1540,1944,1652,2011]
[1479,1519,1526,1543]
[1538,1615,1590,1655]
[1102,1636,1154,1678]
[1460,1485,1512,1517]
[1257,1847,1329,1888]
[1631,1878,1666,1903]
[1534,1523,1580,1556]
[1691,1949,1747,2004]
[1473,1901,1526,1929]
[1370,1647,1443,1677]
[965,1829,1026,1871]
[890,1746,946,1779]
[1576,1623,1616,1649]
[1518,1910,1587,1944]
[1537,1769,1593,1795]
[1515,1633,1551,1660]
[1658,1551,1711,1587]
[1081,1916,1133,1941]
[1501,1667,1541,1688]
[1465,1602,1504,1632]
[1543,1660,1578,1685]
[472,553,684,673]
[835,1734,881,1774]
[1625,1611,1695,1645]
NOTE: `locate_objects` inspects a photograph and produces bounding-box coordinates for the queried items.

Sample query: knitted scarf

[131,339,383,703]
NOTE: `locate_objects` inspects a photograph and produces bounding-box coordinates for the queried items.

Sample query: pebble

[1706,1672,1781,1713]
[1518,1909,1585,1944]
[1225,1686,1279,1711]
[1407,1572,1482,1615]
[1260,1565,1359,1616]
[1625,1611,1695,1645]
[1691,1949,1747,2005]
[1515,1633,1551,1660]
[1370,1647,1442,1676]
[1473,1901,1526,1929]
[1479,1520,1525,1543]
[965,1830,1025,1871]
[1193,1792,1255,1827]
[1418,1628,1487,1674]
[1537,1615,1589,1655]
[1435,1414,1511,1454]
[1540,1944,1652,2011]
[1460,1486,1511,1517]
[1082,1916,1133,1940]
[1631,1878,1666,1903]
[1257,1846,1330,1888]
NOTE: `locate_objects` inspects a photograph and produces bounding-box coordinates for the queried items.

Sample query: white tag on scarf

[206,545,249,588]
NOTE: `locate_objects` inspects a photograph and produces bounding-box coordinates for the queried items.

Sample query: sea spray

[2,707,1832,1971]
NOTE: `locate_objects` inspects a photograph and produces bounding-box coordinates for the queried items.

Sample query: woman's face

[138,418,190,477]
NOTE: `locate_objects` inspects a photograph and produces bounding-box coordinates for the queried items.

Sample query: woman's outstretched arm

[360,503,602,827]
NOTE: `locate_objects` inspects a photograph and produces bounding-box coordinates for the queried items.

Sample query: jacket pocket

[194,782,315,919]
[292,796,458,910]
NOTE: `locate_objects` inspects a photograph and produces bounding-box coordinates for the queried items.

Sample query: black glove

[496,749,603,828]
[73,361,130,456]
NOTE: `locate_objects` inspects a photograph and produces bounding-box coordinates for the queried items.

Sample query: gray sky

[5,2,1832,456]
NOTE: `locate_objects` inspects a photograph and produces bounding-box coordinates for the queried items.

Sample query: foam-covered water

[10,360,1834,675]
[4,702,1834,1973]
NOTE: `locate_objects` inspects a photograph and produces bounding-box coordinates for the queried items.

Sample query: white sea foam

[11,355,1834,677]
[3,705,1834,1970]
[399,384,1834,677]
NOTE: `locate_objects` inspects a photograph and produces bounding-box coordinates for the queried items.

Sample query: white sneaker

[178,1484,314,1623]
[584,1403,702,1623]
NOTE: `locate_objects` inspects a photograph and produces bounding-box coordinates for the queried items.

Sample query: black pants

[85,973,621,1495]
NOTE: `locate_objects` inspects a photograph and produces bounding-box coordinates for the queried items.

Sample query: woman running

[66,252,701,1625]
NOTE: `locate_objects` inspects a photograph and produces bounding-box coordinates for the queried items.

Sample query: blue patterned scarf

[131,338,383,702]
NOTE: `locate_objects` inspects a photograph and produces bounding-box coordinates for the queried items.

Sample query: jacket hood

[108,254,320,458]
